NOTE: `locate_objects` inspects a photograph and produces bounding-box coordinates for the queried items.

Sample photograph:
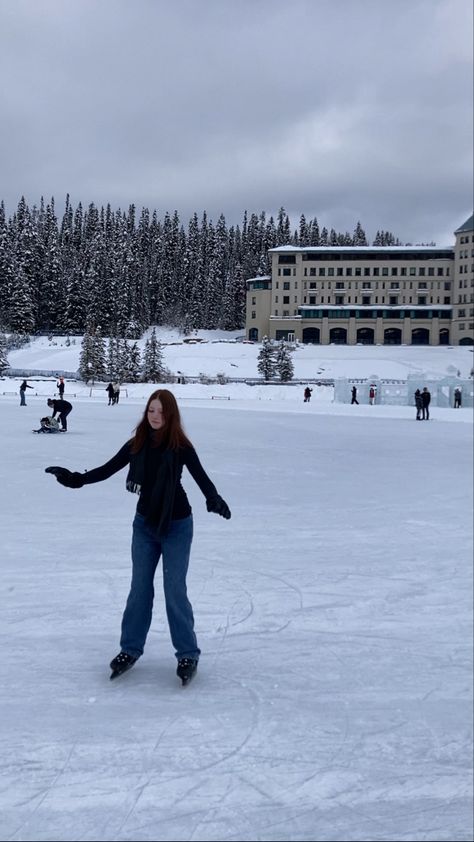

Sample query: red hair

[130,389,192,453]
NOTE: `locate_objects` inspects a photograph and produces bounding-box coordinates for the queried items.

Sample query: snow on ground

[6,329,474,381]
[1,402,473,841]
[0,336,473,841]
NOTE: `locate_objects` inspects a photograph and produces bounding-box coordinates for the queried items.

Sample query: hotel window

[409,267,416,276]
[418,267,425,276]
[309,296,316,304]
[275,296,279,303]
[364,268,370,276]
[418,283,427,289]
[283,296,290,304]
[328,267,334,276]
[362,296,371,305]
[400,267,407,276]
[362,282,371,289]
[418,296,427,305]
[390,282,399,289]
[252,296,256,305]
[382,267,389,276]
[391,267,398,276]
[335,295,344,305]
[283,282,290,289]
[428,267,435,276]
[309,282,317,289]
[283,268,291,276]
[346,268,352,276]
[282,310,289,316]
[304,268,307,277]
[373,268,379,276]
[319,268,326,276]
[437,268,444,276]
[444,297,451,304]
[310,268,316,276]
[294,296,298,303]
[337,268,343,276]
[336,282,345,289]
[251,311,256,319]
[355,268,361,276]
[389,296,398,305]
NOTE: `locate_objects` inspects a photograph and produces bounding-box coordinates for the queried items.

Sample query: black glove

[45,466,84,489]
[206,494,231,519]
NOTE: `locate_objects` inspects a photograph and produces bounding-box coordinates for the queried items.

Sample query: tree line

[0,195,401,337]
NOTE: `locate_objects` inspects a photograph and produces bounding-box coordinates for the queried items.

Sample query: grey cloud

[0,0,471,244]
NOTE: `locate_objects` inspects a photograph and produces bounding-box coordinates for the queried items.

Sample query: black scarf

[126,441,180,535]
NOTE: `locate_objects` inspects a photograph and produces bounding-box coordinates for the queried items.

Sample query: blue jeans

[20,391,26,405]
[120,513,200,661]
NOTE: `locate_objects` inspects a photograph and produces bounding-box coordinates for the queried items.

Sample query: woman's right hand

[45,466,84,488]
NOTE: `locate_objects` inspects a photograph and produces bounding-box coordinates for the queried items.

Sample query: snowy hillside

[5,328,474,381]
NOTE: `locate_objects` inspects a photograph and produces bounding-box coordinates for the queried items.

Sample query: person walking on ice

[47,398,73,431]
[303,387,312,402]
[414,389,423,420]
[421,387,431,420]
[20,380,33,406]
[45,389,231,686]
[351,386,359,405]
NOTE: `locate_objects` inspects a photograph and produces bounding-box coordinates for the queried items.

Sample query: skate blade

[110,664,134,680]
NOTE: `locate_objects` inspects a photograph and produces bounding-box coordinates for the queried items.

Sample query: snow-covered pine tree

[257,336,276,380]
[107,337,120,379]
[0,332,9,374]
[78,330,95,381]
[276,340,294,382]
[142,328,165,382]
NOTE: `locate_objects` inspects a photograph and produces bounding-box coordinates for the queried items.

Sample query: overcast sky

[0,0,472,245]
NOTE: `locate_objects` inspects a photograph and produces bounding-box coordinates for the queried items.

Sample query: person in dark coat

[57,377,65,398]
[414,389,423,420]
[351,386,359,405]
[421,387,431,420]
[45,389,231,686]
[106,383,115,405]
[454,387,462,408]
[20,380,33,406]
[47,398,73,431]
[303,387,313,402]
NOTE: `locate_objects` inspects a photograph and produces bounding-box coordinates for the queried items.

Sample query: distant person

[106,383,115,405]
[414,389,423,420]
[113,382,121,404]
[57,377,65,398]
[421,387,431,420]
[303,386,312,402]
[20,380,33,406]
[45,389,231,686]
[454,387,462,408]
[33,416,60,434]
[351,386,359,405]
[47,398,73,431]
[369,385,376,406]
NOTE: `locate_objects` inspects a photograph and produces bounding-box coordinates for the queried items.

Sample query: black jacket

[80,441,218,530]
[50,399,72,415]
[421,390,431,407]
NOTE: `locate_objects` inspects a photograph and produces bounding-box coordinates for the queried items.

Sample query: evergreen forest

[0,195,401,337]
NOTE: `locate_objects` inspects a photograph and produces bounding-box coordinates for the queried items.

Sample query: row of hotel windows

[277,266,451,278]
[274,309,453,320]
[458,235,474,243]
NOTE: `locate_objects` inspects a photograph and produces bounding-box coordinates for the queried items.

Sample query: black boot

[176,658,198,685]
[109,651,137,680]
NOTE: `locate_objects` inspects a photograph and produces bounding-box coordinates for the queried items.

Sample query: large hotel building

[246,214,473,346]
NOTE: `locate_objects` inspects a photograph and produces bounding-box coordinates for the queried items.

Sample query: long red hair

[130,389,193,453]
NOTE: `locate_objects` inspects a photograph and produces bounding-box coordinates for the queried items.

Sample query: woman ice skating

[45,389,231,685]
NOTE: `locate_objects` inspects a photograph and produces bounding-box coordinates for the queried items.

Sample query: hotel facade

[246,214,474,347]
